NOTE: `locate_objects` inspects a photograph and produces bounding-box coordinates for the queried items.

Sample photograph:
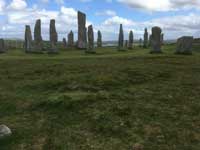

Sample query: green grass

[0,45,200,150]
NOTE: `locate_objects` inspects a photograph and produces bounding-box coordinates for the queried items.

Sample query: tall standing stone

[34,19,43,51]
[150,26,162,53]
[24,25,33,53]
[78,11,87,49]
[143,28,148,48]
[68,30,74,48]
[97,30,102,47]
[63,38,67,48]
[176,36,193,55]
[49,19,58,53]
[118,24,124,50]
[86,25,95,53]
[128,30,134,49]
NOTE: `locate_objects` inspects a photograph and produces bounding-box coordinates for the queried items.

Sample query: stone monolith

[34,19,43,51]
[68,31,74,48]
[118,24,124,50]
[128,30,134,49]
[143,28,148,48]
[150,26,162,53]
[49,19,58,53]
[97,30,102,47]
[78,11,87,49]
[63,38,67,48]
[176,36,193,55]
[24,25,33,53]
[86,25,95,53]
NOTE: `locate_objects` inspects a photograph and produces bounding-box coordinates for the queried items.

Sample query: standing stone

[78,11,87,49]
[63,38,67,48]
[125,40,128,48]
[128,30,134,49]
[139,38,143,47]
[49,19,58,53]
[0,39,6,53]
[143,28,148,48]
[34,19,43,51]
[97,30,102,47]
[150,26,162,53]
[176,36,193,55]
[86,25,95,53]
[24,25,33,53]
[68,30,74,48]
[0,125,12,138]
[118,24,124,50]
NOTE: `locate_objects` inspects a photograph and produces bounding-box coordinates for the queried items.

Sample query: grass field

[0,45,200,150]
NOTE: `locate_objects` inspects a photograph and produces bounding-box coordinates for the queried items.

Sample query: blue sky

[0,0,200,41]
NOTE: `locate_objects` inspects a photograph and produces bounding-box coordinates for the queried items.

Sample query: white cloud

[117,0,200,12]
[8,0,27,10]
[0,0,5,12]
[96,10,116,16]
[103,16,135,26]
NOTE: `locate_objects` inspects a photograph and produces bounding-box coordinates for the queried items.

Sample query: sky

[0,0,200,41]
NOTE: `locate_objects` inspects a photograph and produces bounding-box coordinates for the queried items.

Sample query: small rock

[0,125,12,138]
[132,143,143,150]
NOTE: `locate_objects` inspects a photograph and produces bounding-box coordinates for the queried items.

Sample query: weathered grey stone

[128,30,134,49]
[63,38,67,48]
[97,30,102,47]
[78,11,87,49]
[86,25,95,53]
[139,38,143,47]
[150,26,162,53]
[176,36,193,54]
[49,19,58,53]
[143,28,148,48]
[0,39,6,53]
[118,24,124,50]
[34,19,43,51]
[68,30,74,48]
[125,40,128,48]
[24,25,33,53]
[0,125,12,138]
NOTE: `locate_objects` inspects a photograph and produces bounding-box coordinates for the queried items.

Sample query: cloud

[103,16,135,26]
[8,0,27,10]
[117,0,200,12]
[95,10,116,16]
[0,0,6,12]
